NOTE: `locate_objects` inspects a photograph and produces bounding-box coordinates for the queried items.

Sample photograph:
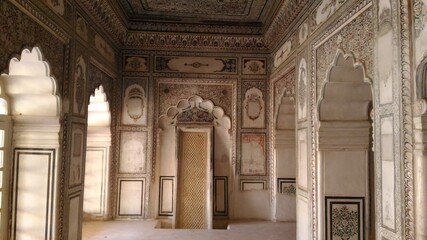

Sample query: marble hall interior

[0,0,426,239]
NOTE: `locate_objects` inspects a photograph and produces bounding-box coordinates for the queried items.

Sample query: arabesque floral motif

[331,205,359,240]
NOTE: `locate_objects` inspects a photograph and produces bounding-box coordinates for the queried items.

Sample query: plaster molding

[317,121,371,150]
[124,33,266,51]
[76,0,127,44]
[413,99,427,117]
[264,0,312,48]
[398,0,415,238]
[12,0,71,43]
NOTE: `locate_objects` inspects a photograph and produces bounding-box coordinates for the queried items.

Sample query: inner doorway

[175,127,213,229]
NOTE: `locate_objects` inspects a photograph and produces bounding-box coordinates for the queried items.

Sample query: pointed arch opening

[83,85,112,221]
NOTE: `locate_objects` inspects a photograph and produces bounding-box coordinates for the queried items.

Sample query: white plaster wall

[213,127,231,176]
[159,128,177,176]
[68,196,80,240]
[323,151,367,196]
[296,196,310,240]
[83,148,107,216]
[276,194,296,221]
[14,153,53,240]
[231,189,271,220]
[277,147,296,178]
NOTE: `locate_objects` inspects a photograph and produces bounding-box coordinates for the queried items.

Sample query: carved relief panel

[73,55,87,116]
[76,15,89,41]
[242,58,266,75]
[242,80,266,128]
[122,78,148,126]
[297,58,308,121]
[123,55,149,72]
[378,0,394,104]
[69,123,85,187]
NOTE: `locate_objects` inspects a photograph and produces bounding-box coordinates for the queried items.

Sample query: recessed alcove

[317,50,374,239]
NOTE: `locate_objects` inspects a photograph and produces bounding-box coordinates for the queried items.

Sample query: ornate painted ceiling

[77,0,311,50]
[118,0,281,34]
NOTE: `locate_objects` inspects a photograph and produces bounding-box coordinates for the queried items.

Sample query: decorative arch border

[158,95,231,130]
[317,49,373,122]
[0,47,60,117]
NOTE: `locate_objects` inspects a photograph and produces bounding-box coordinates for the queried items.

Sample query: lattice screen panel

[177,132,208,229]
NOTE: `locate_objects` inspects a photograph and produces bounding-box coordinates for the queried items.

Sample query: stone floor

[82,220,296,240]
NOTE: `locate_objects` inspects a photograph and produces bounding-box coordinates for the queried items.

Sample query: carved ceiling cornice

[264,0,311,48]
[76,0,127,44]
[128,22,263,35]
[124,32,267,51]
[76,0,313,51]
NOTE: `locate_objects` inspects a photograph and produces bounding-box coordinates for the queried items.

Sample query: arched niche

[273,90,296,222]
[157,95,231,223]
[316,49,373,239]
[84,85,112,220]
[0,47,61,240]
[318,50,372,122]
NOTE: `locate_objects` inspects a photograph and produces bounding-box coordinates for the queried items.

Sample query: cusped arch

[0,47,60,117]
[275,93,295,130]
[88,85,111,127]
[318,49,372,121]
[159,95,231,130]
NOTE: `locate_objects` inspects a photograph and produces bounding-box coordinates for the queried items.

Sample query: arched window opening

[83,85,111,220]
